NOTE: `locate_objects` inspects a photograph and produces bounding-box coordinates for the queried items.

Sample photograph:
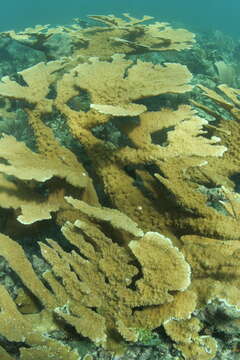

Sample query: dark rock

[44,32,73,59]
[0,38,46,77]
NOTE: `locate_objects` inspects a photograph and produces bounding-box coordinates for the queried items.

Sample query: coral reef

[0,13,240,360]
[0,13,195,59]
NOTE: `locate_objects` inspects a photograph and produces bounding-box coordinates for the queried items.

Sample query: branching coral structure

[0,13,239,360]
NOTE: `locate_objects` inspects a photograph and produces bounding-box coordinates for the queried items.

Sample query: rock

[44,32,73,59]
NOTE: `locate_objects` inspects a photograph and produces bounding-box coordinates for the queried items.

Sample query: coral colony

[0,13,239,360]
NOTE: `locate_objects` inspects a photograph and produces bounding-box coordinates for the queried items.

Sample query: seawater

[0,0,239,37]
